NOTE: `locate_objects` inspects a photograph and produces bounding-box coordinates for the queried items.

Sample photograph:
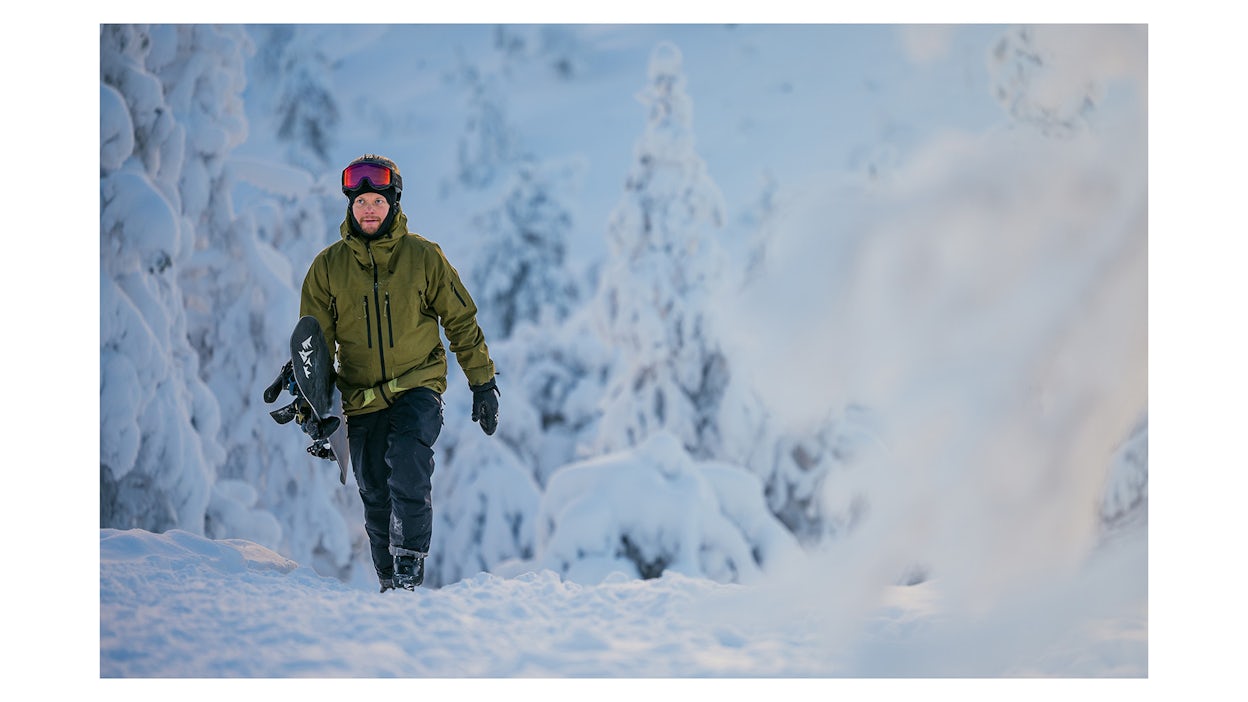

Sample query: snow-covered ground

[100,526,1146,678]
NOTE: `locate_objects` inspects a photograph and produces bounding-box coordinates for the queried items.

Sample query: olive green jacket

[299,209,495,416]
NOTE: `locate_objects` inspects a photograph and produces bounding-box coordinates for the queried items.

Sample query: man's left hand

[470,378,500,436]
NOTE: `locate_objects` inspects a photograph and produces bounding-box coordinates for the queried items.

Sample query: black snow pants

[346,386,444,582]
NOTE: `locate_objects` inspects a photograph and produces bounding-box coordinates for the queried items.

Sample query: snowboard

[262,315,350,485]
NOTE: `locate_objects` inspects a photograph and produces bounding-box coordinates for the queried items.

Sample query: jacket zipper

[362,298,372,348]
[367,245,388,380]
[450,281,468,307]
[384,292,394,348]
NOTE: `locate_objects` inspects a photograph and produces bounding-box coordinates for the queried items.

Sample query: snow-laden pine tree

[753,405,890,547]
[490,305,613,487]
[100,25,362,582]
[731,175,880,547]
[461,157,610,494]
[1099,413,1147,535]
[100,25,234,534]
[490,25,588,81]
[449,60,525,192]
[593,41,739,461]
[185,162,362,578]
[449,36,584,343]
[989,25,1143,138]
[470,159,583,340]
[740,172,780,288]
[428,430,542,588]
[247,25,341,171]
[448,29,585,346]
[520,431,803,585]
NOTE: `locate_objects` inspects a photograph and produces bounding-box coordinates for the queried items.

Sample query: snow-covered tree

[443,31,586,343]
[191,160,363,579]
[428,430,542,588]
[491,24,588,81]
[1099,413,1147,535]
[100,25,235,534]
[747,404,897,547]
[100,24,362,583]
[728,175,890,547]
[247,25,341,170]
[740,171,780,287]
[424,309,608,586]
[511,431,802,584]
[593,41,741,462]
[421,302,610,587]
[470,158,583,340]
[447,60,525,192]
[989,25,1145,137]
[492,306,613,487]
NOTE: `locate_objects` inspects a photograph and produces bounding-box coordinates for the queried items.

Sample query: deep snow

[100,526,1146,677]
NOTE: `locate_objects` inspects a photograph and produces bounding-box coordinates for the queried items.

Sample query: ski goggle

[342,162,397,192]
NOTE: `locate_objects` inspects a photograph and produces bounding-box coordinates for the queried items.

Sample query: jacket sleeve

[299,252,338,371]
[426,243,495,387]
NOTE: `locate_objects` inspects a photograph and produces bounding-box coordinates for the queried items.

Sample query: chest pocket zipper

[363,297,372,348]
[385,292,394,348]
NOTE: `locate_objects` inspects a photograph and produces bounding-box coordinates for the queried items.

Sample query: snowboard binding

[263,360,341,455]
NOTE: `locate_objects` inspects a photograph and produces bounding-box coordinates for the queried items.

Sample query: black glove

[470,378,499,436]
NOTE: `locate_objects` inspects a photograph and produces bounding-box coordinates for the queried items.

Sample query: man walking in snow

[300,154,500,591]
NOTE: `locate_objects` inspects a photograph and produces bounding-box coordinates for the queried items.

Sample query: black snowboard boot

[379,577,395,593]
[394,555,424,590]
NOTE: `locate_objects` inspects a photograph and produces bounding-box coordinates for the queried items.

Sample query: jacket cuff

[464,362,496,388]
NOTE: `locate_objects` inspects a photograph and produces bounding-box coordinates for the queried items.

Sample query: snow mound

[521,432,801,585]
[101,528,298,575]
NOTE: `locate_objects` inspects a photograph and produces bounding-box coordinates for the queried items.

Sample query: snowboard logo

[299,334,316,379]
